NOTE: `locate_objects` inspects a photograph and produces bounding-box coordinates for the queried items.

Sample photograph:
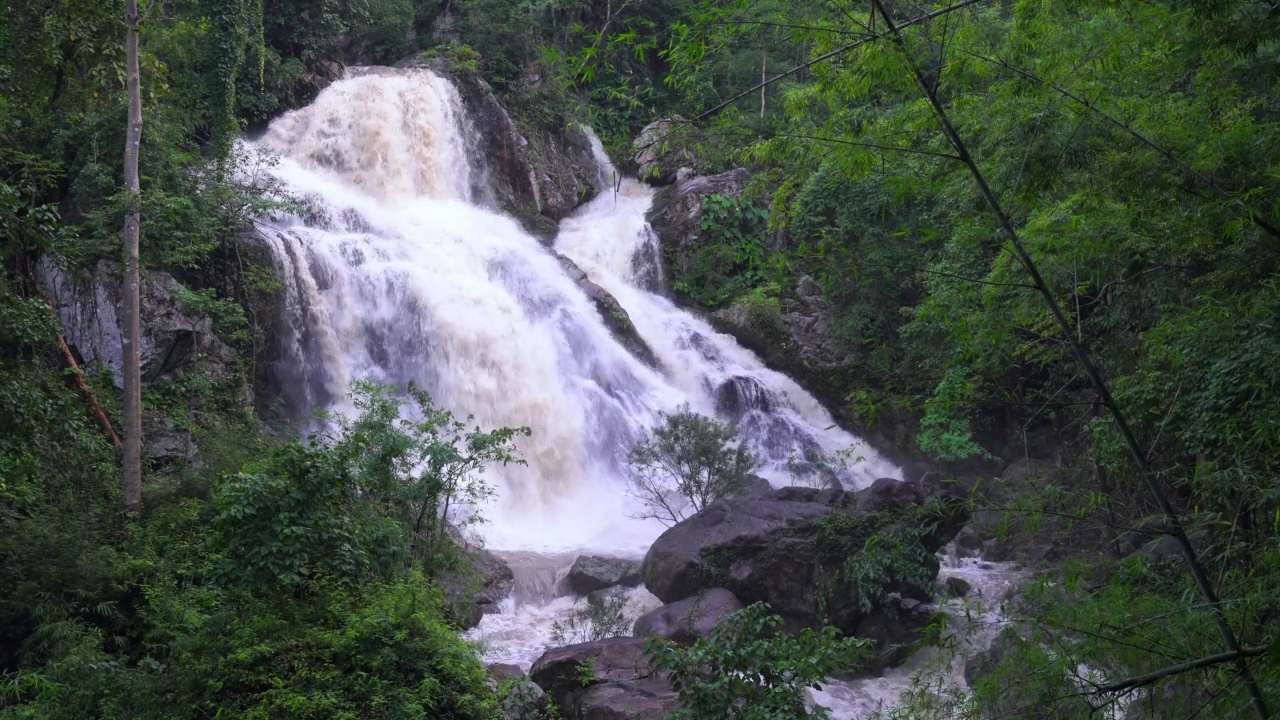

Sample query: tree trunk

[122,0,143,516]
[760,47,766,118]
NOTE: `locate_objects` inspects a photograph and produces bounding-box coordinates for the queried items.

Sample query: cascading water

[252,66,899,553]
[250,66,1017,718]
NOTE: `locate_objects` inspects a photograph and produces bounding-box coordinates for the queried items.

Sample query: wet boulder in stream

[530,637,680,720]
[566,554,643,596]
[632,587,743,644]
[640,481,966,643]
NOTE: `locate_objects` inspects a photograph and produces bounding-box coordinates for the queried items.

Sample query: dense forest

[2,0,1279,718]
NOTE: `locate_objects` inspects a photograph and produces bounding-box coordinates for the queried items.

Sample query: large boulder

[441,546,514,629]
[529,637,679,720]
[631,118,701,186]
[646,168,752,282]
[633,588,743,644]
[554,254,657,367]
[565,554,643,596]
[640,483,963,639]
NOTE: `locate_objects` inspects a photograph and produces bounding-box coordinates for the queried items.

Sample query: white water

[250,66,1016,718]
[252,67,898,554]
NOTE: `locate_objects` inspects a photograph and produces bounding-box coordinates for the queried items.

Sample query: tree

[337,381,530,561]
[121,0,143,516]
[626,405,758,526]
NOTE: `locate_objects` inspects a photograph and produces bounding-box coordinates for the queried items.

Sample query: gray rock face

[404,58,600,241]
[501,681,548,720]
[631,118,701,186]
[639,482,963,640]
[646,168,752,283]
[441,546,514,629]
[586,585,630,609]
[39,260,236,389]
[554,253,658,367]
[566,555,643,596]
[142,414,196,465]
[633,588,743,644]
[529,637,679,720]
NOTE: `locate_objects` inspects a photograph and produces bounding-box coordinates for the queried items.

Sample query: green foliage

[626,404,759,526]
[645,602,868,719]
[335,381,529,565]
[917,368,994,463]
[812,511,937,615]
[213,441,402,589]
[674,194,775,308]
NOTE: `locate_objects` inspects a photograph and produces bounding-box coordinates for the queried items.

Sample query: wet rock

[953,525,984,559]
[639,483,961,640]
[587,585,630,609]
[554,253,657,367]
[946,576,973,597]
[529,637,680,719]
[39,260,237,390]
[731,474,775,499]
[501,681,548,720]
[440,546,514,629]
[964,627,1023,688]
[574,677,681,720]
[714,375,774,420]
[633,588,743,644]
[567,555,643,596]
[647,168,752,282]
[631,118,702,186]
[855,604,934,673]
[487,663,526,682]
[855,476,926,513]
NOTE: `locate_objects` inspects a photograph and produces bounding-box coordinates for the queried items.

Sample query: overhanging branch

[1093,646,1269,695]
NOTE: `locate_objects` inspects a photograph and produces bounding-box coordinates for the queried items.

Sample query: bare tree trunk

[760,47,766,118]
[122,0,144,516]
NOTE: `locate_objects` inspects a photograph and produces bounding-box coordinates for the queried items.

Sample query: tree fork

[867,1,1270,717]
[122,0,144,516]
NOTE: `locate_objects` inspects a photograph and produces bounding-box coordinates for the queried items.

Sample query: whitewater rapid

[251,67,899,554]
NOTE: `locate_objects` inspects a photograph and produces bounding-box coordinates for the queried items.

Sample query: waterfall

[251,66,900,554]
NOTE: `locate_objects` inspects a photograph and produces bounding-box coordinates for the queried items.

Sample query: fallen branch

[26,264,122,448]
[1093,646,1269,695]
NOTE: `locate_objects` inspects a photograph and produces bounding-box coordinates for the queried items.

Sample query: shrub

[645,602,868,720]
